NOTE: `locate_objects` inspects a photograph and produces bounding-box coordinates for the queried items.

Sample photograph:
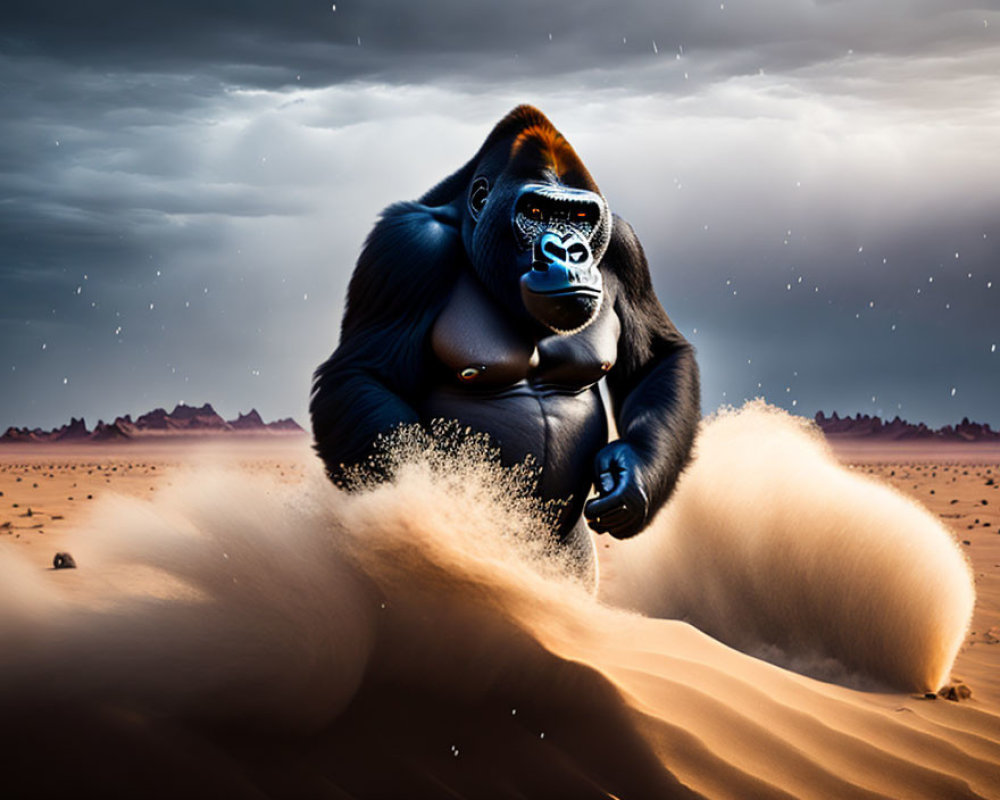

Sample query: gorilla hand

[584,441,650,539]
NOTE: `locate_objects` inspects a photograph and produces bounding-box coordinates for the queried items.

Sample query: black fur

[311,106,700,534]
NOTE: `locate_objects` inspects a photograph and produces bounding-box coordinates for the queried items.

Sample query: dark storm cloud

[3,0,994,87]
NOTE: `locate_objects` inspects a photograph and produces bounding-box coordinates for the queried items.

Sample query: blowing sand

[0,406,997,798]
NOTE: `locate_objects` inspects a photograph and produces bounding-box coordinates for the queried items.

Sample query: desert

[0,406,998,798]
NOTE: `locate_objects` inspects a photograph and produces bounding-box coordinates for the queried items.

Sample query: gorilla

[312,105,700,575]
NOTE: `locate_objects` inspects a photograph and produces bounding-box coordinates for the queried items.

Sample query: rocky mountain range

[814,411,1000,442]
[1,403,305,444]
[5,405,995,445]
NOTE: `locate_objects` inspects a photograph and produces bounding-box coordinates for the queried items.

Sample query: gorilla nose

[532,229,593,274]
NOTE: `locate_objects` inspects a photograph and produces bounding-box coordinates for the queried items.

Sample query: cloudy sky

[2,0,998,431]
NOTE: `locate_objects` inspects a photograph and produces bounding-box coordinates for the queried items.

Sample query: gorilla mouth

[531,286,602,298]
[513,185,602,251]
[520,227,603,335]
[521,289,603,336]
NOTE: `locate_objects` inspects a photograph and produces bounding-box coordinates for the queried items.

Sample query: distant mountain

[814,411,1000,442]
[1,403,306,444]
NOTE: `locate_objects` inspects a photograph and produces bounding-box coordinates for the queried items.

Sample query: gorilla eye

[468,177,490,220]
[529,206,544,221]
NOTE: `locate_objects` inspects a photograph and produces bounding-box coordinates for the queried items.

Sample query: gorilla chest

[430,272,620,390]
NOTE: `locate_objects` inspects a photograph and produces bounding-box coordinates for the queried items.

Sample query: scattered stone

[923,692,937,700]
[939,683,972,702]
[52,552,77,570]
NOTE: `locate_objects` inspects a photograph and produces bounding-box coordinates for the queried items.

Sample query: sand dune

[599,404,975,692]
[0,404,997,798]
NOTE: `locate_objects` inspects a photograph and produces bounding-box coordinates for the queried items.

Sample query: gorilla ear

[468,177,490,220]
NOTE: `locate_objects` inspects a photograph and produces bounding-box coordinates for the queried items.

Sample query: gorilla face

[514,183,605,334]
[460,112,613,335]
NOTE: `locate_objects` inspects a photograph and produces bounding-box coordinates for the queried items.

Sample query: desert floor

[1,436,999,798]
[826,440,1000,710]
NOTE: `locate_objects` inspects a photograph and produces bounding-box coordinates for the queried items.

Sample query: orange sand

[0,431,997,798]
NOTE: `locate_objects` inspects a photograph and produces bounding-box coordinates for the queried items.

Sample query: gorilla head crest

[424,105,613,334]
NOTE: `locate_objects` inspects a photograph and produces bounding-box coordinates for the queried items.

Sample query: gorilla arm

[584,218,701,538]
[310,202,463,483]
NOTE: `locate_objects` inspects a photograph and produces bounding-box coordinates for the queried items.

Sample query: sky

[1,0,998,431]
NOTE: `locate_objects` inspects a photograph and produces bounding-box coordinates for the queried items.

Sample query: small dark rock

[53,552,77,570]
[939,683,972,702]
